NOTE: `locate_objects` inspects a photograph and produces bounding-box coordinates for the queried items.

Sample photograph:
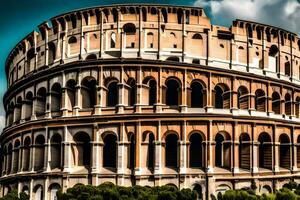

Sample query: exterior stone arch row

[7,66,300,128]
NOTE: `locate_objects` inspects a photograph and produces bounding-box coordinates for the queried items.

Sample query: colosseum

[1,3,300,200]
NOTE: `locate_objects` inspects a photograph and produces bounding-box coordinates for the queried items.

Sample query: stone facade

[1,4,300,200]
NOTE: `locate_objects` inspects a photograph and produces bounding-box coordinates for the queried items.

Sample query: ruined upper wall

[4,4,300,88]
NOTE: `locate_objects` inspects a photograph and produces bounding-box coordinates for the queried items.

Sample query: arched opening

[73,132,91,167]
[149,79,157,105]
[165,79,181,106]
[48,42,56,65]
[23,137,31,171]
[147,133,155,169]
[81,77,96,109]
[239,133,250,170]
[123,23,136,48]
[68,36,78,55]
[272,92,281,114]
[193,184,203,200]
[7,102,14,126]
[296,97,300,118]
[25,92,33,121]
[147,32,154,48]
[34,135,45,171]
[214,84,230,109]
[161,8,168,23]
[128,134,135,170]
[50,134,62,170]
[166,56,180,62]
[34,185,43,200]
[258,132,272,169]
[86,54,97,60]
[269,45,279,73]
[13,140,20,173]
[165,133,178,168]
[285,93,292,116]
[297,136,300,168]
[190,81,204,108]
[285,61,291,76]
[15,97,22,123]
[110,32,116,48]
[6,144,12,174]
[255,89,266,112]
[128,78,136,106]
[215,132,231,169]
[49,183,61,200]
[192,33,203,39]
[189,133,204,168]
[237,86,249,110]
[36,87,46,118]
[103,133,117,168]
[50,83,62,117]
[66,80,76,111]
[279,134,290,169]
[106,80,119,107]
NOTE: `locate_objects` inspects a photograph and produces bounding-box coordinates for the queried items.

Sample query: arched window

[73,132,91,167]
[68,36,78,55]
[33,185,43,200]
[215,132,231,169]
[66,80,76,111]
[192,33,203,39]
[285,93,292,116]
[36,87,46,118]
[48,42,56,65]
[296,97,300,118]
[50,134,62,170]
[190,81,204,108]
[51,83,62,117]
[297,136,300,168]
[239,133,250,170]
[15,97,22,123]
[147,32,154,48]
[165,133,178,168]
[147,133,155,169]
[110,32,116,48]
[166,56,179,62]
[49,184,61,200]
[81,77,96,109]
[6,144,12,174]
[7,102,14,126]
[12,140,20,173]
[25,92,33,121]
[189,133,204,168]
[193,184,203,200]
[148,79,157,105]
[285,61,291,76]
[107,80,119,107]
[103,134,117,168]
[269,45,279,73]
[214,84,230,109]
[34,135,45,171]
[161,8,168,23]
[23,137,31,171]
[279,134,290,169]
[237,86,249,110]
[258,132,272,169]
[129,134,135,170]
[255,89,266,112]
[272,92,281,114]
[165,79,181,106]
[128,79,136,106]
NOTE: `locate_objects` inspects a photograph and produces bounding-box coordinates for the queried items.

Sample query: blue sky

[0,0,299,131]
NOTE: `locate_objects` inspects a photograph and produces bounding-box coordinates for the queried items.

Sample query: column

[138,6,142,58]
[182,10,186,62]
[45,129,50,172]
[73,79,81,116]
[135,121,142,176]
[117,123,126,185]
[20,101,26,123]
[155,67,163,113]
[207,120,214,172]
[179,121,187,174]
[233,122,239,173]
[63,126,71,172]
[154,121,162,175]
[99,9,103,58]
[30,95,37,120]
[117,67,125,113]
[157,8,161,60]
[250,81,256,112]
[206,72,213,112]
[252,124,259,173]
[180,69,187,113]
[267,82,273,115]
[135,66,143,113]
[44,26,49,67]
[79,12,84,60]
[61,87,68,117]
[91,124,99,185]
[45,92,51,118]
[231,77,238,114]
[273,125,280,172]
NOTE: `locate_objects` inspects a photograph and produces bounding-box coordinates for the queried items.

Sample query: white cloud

[0,115,5,133]
[194,0,300,35]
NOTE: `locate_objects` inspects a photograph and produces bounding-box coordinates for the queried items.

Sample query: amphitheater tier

[2,4,300,200]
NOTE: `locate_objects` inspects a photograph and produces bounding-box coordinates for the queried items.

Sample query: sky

[0,0,299,131]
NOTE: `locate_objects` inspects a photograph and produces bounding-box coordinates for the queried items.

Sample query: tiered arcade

[2,4,300,200]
